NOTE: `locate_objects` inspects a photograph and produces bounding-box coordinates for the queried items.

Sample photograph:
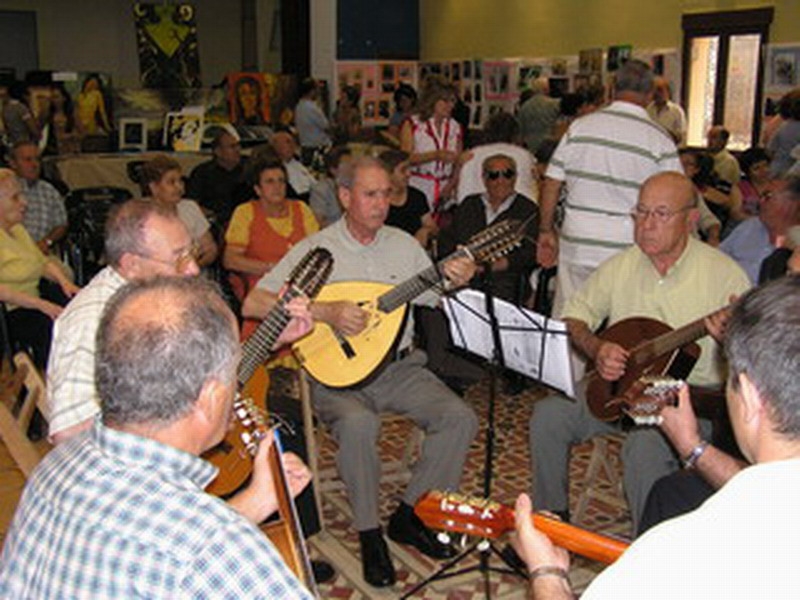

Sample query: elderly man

[721,176,800,283]
[515,275,800,600]
[646,77,687,145]
[9,141,67,253]
[456,112,538,204]
[707,125,741,186]
[0,277,314,598]
[243,156,479,588]
[529,172,750,533]
[271,129,315,202]
[518,77,560,154]
[440,153,538,303]
[186,130,246,226]
[537,60,682,317]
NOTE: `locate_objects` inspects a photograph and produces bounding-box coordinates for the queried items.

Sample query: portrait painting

[133,3,201,88]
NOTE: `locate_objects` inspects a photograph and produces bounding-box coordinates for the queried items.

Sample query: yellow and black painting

[134,3,201,89]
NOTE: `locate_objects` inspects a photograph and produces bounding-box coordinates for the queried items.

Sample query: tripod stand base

[399,538,526,599]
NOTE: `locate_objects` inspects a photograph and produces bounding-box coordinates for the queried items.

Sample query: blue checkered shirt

[19,177,67,243]
[0,421,312,599]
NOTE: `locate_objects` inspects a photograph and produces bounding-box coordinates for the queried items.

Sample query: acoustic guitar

[415,491,628,565]
[585,305,729,422]
[293,219,525,388]
[204,247,333,496]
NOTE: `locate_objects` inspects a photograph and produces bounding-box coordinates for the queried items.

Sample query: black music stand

[401,283,572,600]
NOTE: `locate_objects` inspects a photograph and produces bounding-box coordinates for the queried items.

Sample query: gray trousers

[312,350,479,531]
[529,383,712,533]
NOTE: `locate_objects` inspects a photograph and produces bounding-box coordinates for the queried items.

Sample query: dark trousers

[638,470,715,536]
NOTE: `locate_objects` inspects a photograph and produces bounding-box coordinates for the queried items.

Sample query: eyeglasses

[631,205,694,223]
[485,169,516,181]
[136,242,200,272]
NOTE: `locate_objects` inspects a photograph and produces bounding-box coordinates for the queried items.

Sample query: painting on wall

[768,45,800,88]
[163,111,204,151]
[133,3,201,89]
[607,45,632,72]
[54,71,114,136]
[227,73,270,126]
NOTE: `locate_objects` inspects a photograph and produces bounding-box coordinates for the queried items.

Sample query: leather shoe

[359,529,396,587]
[311,559,335,584]
[387,502,457,559]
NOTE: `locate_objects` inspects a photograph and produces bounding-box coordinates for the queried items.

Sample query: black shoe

[359,529,396,587]
[311,559,335,584]
[387,502,457,559]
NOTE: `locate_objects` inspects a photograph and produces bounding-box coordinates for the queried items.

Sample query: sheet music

[443,289,576,398]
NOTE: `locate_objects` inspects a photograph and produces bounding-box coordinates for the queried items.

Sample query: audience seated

[734,147,773,218]
[309,145,351,228]
[680,149,740,236]
[767,89,800,177]
[379,149,437,248]
[139,155,218,267]
[721,176,800,283]
[0,168,78,368]
[707,125,741,186]
[456,111,538,204]
[186,130,247,228]
[270,129,316,202]
[223,156,318,309]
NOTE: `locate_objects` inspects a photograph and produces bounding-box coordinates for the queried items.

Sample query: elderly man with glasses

[438,153,538,304]
[527,171,750,534]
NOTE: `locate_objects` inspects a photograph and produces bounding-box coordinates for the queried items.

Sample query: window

[682,9,773,150]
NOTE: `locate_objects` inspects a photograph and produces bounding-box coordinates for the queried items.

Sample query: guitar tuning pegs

[437,532,451,545]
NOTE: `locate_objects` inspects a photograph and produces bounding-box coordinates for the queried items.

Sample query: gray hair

[335,155,389,190]
[725,275,800,439]
[614,59,654,96]
[104,199,179,267]
[96,276,239,427]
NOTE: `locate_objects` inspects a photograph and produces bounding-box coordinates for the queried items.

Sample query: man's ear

[737,372,765,425]
[339,186,351,212]
[117,252,141,278]
[194,378,225,426]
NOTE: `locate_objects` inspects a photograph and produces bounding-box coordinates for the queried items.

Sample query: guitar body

[293,281,409,388]
[586,317,701,422]
[203,366,270,497]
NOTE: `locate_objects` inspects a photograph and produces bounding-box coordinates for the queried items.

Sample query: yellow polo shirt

[0,224,47,308]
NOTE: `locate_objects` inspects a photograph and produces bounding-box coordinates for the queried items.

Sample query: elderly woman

[139,155,218,267]
[400,75,463,214]
[734,147,772,218]
[0,169,78,367]
[223,156,319,306]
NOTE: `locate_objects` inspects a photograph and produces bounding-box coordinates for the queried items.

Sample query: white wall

[0,0,242,88]
[310,0,336,86]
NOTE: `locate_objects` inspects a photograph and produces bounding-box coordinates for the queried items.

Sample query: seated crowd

[0,65,799,599]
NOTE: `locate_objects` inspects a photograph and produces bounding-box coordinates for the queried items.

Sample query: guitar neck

[238,287,300,386]
[629,313,712,368]
[377,248,467,313]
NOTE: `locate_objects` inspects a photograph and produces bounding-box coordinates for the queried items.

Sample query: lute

[415,491,628,565]
[293,219,525,388]
[586,304,730,422]
[204,247,333,496]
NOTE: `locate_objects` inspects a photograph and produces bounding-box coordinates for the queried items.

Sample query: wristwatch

[682,440,709,469]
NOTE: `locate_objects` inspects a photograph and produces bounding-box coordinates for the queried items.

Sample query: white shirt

[646,100,687,145]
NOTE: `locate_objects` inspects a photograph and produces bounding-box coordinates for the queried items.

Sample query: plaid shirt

[19,177,67,243]
[0,421,312,599]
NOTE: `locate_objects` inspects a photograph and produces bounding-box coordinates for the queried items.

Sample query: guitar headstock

[414,490,513,539]
[622,376,684,426]
[285,247,334,298]
[463,219,524,265]
[231,395,271,456]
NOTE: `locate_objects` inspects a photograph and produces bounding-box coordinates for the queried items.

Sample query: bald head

[97,277,238,428]
[640,171,696,208]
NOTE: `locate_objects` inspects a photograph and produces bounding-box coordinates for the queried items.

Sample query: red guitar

[415,491,628,565]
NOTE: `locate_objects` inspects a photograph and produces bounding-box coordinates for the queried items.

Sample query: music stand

[401,287,572,599]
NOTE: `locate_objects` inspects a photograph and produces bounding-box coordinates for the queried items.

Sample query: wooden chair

[0,352,51,478]
[572,432,625,526]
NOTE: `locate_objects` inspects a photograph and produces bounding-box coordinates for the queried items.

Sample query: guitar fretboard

[238,287,301,386]
[377,248,467,313]
[630,315,709,367]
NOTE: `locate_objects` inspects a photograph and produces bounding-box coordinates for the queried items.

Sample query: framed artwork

[119,118,148,152]
[227,72,270,126]
[163,112,203,151]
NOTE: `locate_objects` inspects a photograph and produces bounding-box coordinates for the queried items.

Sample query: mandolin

[585,304,730,422]
[293,219,525,388]
[204,247,333,496]
[415,491,628,565]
